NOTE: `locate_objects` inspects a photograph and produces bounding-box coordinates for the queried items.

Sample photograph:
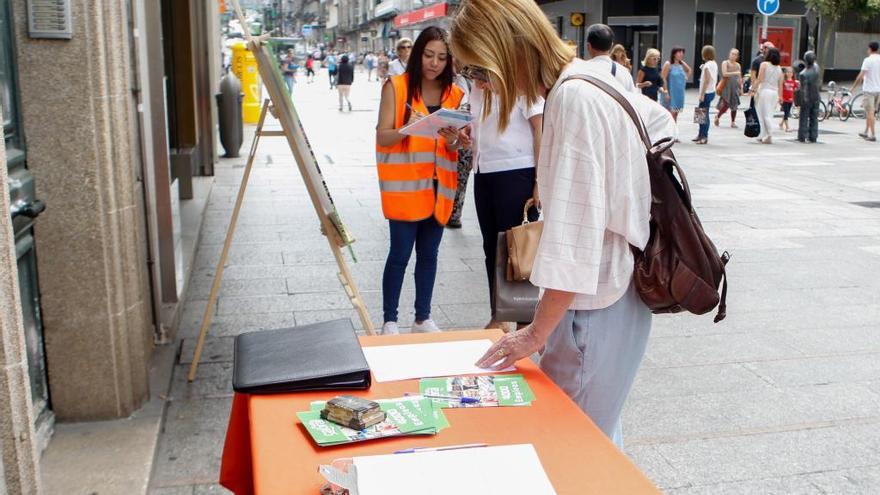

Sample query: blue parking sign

[757,0,779,16]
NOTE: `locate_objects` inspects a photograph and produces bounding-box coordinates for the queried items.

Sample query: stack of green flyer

[419,374,535,408]
[297,396,449,447]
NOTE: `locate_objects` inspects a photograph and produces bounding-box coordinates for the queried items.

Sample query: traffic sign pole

[763,14,768,41]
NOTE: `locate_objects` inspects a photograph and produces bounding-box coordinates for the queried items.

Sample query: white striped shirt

[530,59,676,310]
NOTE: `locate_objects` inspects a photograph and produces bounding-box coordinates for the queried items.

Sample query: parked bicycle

[849,91,880,120]
[823,81,852,121]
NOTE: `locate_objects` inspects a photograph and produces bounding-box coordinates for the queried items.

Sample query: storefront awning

[393,3,448,28]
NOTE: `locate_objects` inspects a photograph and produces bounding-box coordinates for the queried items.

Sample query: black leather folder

[232,319,371,394]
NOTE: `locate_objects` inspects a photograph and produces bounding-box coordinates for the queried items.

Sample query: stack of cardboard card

[297,396,449,447]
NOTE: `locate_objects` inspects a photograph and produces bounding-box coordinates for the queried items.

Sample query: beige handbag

[506,198,542,282]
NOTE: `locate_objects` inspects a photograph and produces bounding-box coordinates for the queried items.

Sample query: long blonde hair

[449,0,574,132]
[610,44,631,69]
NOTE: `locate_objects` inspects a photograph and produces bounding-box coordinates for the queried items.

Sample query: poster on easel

[249,37,355,247]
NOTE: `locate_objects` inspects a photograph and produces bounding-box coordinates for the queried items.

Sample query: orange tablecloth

[219,329,659,494]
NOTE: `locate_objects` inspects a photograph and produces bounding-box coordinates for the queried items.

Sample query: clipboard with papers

[398,108,473,138]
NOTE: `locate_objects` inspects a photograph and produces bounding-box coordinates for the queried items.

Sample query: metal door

[1,0,53,430]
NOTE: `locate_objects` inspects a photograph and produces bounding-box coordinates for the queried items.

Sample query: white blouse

[529,59,677,310]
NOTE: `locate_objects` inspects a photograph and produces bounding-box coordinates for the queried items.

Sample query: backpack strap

[559,74,652,150]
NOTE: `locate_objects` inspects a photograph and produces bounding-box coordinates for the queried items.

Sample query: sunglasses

[398,45,412,50]
[460,65,490,83]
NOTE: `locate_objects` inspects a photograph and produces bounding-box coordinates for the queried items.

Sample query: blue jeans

[284,75,295,94]
[382,218,444,323]
[539,282,651,450]
[698,92,715,138]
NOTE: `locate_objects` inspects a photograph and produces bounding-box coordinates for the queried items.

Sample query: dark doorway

[693,12,715,88]
[736,13,754,74]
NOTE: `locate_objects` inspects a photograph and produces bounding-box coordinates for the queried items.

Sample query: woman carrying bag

[376,27,465,335]
[458,65,544,331]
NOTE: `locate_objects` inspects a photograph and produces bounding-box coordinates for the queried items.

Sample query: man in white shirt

[583,24,639,93]
[388,38,412,77]
[853,41,880,142]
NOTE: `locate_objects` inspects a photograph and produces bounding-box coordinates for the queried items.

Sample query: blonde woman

[636,48,665,101]
[715,48,743,127]
[610,44,632,71]
[451,6,675,449]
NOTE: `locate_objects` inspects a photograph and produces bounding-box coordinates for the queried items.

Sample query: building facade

[537,0,880,83]
[0,0,220,491]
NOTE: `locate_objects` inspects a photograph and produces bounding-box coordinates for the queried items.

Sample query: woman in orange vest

[376,26,465,335]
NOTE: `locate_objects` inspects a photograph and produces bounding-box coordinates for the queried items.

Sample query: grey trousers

[538,282,651,450]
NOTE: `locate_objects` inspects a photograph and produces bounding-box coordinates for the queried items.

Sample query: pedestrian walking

[797,50,821,143]
[377,52,390,80]
[326,52,338,89]
[636,48,665,101]
[585,26,638,93]
[662,47,692,122]
[337,55,354,111]
[375,27,465,335]
[365,52,376,81]
[456,65,544,331]
[693,45,718,144]
[305,55,315,83]
[780,67,798,132]
[447,67,473,230]
[389,38,412,77]
[610,44,632,72]
[852,41,880,142]
[282,48,298,95]
[752,47,783,144]
[451,0,676,449]
[715,48,743,128]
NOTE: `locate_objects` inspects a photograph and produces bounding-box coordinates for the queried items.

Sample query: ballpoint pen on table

[393,443,489,454]
[404,392,481,404]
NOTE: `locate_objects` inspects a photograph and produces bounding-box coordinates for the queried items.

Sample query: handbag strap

[555,75,653,151]
[521,198,537,225]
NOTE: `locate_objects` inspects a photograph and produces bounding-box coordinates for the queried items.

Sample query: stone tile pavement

[148,68,880,494]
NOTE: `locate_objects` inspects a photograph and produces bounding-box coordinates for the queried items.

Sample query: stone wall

[10,0,153,420]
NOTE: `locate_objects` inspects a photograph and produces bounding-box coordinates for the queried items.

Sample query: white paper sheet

[398,108,473,138]
[362,340,514,383]
[353,444,557,495]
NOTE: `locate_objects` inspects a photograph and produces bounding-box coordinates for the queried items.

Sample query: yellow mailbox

[232,42,262,123]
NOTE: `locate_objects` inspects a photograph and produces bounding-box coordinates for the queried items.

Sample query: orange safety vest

[376,74,464,225]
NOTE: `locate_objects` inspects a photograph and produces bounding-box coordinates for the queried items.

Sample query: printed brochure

[298,397,447,447]
[419,374,535,408]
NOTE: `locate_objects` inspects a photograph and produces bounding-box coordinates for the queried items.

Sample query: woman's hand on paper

[438,126,460,148]
[457,125,473,149]
[475,325,545,371]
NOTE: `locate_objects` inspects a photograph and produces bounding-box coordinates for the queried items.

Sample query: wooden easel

[187,101,375,381]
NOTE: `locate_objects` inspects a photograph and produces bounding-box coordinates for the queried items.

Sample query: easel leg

[188,101,271,382]
[329,240,375,335]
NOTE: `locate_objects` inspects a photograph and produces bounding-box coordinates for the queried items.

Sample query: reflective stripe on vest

[379,178,434,192]
[376,151,436,164]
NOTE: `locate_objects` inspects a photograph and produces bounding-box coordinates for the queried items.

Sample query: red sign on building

[765,27,794,67]
[393,3,448,28]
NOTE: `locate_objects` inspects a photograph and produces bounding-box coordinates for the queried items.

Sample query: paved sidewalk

[149,70,880,494]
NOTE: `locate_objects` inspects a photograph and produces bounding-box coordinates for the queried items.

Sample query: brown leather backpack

[559,75,729,322]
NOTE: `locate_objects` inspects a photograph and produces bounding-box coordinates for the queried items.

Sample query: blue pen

[394,443,488,454]
[423,394,481,404]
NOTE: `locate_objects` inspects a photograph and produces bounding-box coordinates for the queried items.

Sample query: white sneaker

[381,322,400,335]
[411,319,441,333]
